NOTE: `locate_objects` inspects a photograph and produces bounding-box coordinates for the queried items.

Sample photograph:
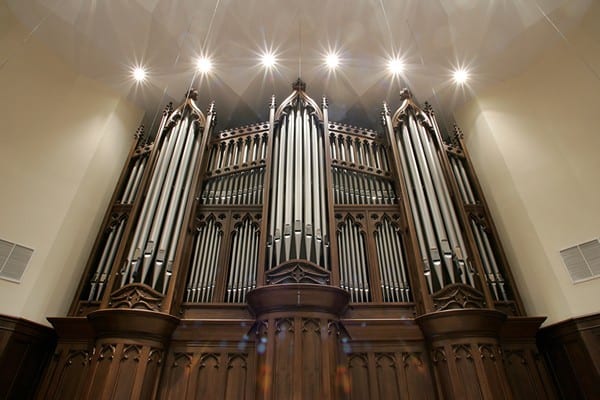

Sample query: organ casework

[39,80,551,400]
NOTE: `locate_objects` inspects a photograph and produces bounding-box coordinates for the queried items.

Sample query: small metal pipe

[120,158,139,203]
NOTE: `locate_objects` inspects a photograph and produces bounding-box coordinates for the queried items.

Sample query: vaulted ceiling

[4,0,593,131]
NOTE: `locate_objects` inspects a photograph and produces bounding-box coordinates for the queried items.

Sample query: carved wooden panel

[453,344,483,399]
[273,318,294,399]
[301,319,323,399]
[88,343,117,397]
[159,350,253,400]
[44,348,90,400]
[375,353,400,399]
[347,354,370,400]
[112,344,142,399]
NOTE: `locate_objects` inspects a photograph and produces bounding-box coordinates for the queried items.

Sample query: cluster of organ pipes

[87,218,126,301]
[449,154,508,301]
[186,216,222,302]
[393,104,473,293]
[332,167,397,205]
[205,132,267,174]
[266,92,329,269]
[118,155,147,204]
[225,218,259,303]
[78,83,521,313]
[375,217,411,302]
[120,103,204,293]
[330,133,390,172]
[337,218,370,302]
[200,168,265,205]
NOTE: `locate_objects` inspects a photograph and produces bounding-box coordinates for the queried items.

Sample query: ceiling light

[325,53,339,69]
[453,68,469,84]
[132,66,147,82]
[261,52,276,68]
[387,58,404,75]
[196,57,213,73]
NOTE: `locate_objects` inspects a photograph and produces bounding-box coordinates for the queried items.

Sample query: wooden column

[247,284,350,400]
[417,309,513,399]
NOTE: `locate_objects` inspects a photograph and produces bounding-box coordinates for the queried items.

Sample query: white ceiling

[4,0,593,132]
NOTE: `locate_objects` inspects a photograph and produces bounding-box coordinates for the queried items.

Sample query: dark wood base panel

[538,313,600,400]
[0,314,56,400]
[32,306,569,400]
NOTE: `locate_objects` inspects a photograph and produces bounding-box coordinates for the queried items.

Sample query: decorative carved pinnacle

[424,102,435,115]
[322,96,329,109]
[382,101,390,116]
[292,77,306,91]
[134,125,145,139]
[400,88,412,101]
[186,88,199,101]
[453,124,464,144]
[207,101,215,114]
[269,95,276,109]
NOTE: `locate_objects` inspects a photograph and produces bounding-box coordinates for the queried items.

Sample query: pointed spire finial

[186,88,199,101]
[399,88,412,101]
[292,78,306,92]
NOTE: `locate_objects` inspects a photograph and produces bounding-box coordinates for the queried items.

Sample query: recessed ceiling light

[261,52,277,68]
[453,68,469,84]
[132,66,147,82]
[387,58,404,75]
[196,57,213,73]
[325,53,339,69]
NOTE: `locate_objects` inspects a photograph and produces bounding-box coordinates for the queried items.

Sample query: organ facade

[34,80,557,399]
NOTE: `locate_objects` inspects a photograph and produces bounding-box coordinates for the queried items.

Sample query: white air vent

[0,238,33,283]
[560,239,600,283]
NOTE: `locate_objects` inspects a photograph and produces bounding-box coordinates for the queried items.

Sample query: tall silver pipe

[227,228,240,302]
[204,221,221,302]
[88,228,116,301]
[152,124,197,288]
[451,158,470,204]
[471,220,499,299]
[375,231,388,301]
[344,224,357,302]
[120,158,139,203]
[407,114,455,284]
[356,228,369,301]
[195,223,212,302]
[399,121,442,289]
[283,111,295,261]
[457,159,476,203]
[379,220,394,301]
[162,133,201,293]
[415,121,468,284]
[122,119,181,285]
[293,109,303,257]
[347,223,359,301]
[126,157,147,204]
[186,229,202,301]
[311,117,323,265]
[303,109,314,261]
[139,119,190,283]
[199,220,216,302]
[479,223,507,300]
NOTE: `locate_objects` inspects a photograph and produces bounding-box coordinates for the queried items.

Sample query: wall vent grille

[0,238,33,283]
[560,239,600,283]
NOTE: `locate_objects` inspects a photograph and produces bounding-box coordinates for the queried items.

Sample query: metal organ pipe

[398,121,441,290]
[120,104,205,293]
[415,121,471,285]
[267,89,329,270]
[407,114,455,284]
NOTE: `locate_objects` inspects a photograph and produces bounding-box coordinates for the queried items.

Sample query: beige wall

[454,6,600,325]
[0,4,143,325]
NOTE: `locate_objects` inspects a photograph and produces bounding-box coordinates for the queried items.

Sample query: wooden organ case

[36,81,558,399]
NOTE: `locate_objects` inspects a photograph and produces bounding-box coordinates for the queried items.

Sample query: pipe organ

[38,80,556,400]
